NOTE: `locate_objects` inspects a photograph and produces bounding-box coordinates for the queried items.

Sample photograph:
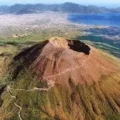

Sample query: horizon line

[0,2,120,8]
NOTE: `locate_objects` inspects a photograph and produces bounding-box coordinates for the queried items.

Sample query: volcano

[0,37,120,120]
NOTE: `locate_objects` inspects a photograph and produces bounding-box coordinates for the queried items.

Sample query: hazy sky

[0,0,120,7]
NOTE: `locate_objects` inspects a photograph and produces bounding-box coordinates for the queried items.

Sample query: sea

[67,13,120,58]
[68,13,120,27]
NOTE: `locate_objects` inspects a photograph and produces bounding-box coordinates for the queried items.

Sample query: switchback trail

[43,53,90,79]
[6,80,55,120]
[7,86,23,120]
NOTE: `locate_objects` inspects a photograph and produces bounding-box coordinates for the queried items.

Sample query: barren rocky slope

[0,37,120,120]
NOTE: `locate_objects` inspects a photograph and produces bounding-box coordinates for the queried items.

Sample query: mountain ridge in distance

[0,2,120,14]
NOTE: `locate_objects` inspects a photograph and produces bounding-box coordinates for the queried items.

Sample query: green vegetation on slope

[0,70,120,120]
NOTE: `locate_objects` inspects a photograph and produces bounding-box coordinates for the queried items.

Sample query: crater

[68,40,91,55]
[49,37,91,55]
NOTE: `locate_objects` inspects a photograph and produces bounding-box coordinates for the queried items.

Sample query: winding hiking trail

[14,102,22,120]
[6,52,90,120]
[44,54,90,79]
[7,86,23,120]
[6,79,55,120]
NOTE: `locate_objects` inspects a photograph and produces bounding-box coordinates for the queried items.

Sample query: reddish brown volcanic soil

[18,37,118,87]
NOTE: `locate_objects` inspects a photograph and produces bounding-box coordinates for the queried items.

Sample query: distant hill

[0,2,120,14]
